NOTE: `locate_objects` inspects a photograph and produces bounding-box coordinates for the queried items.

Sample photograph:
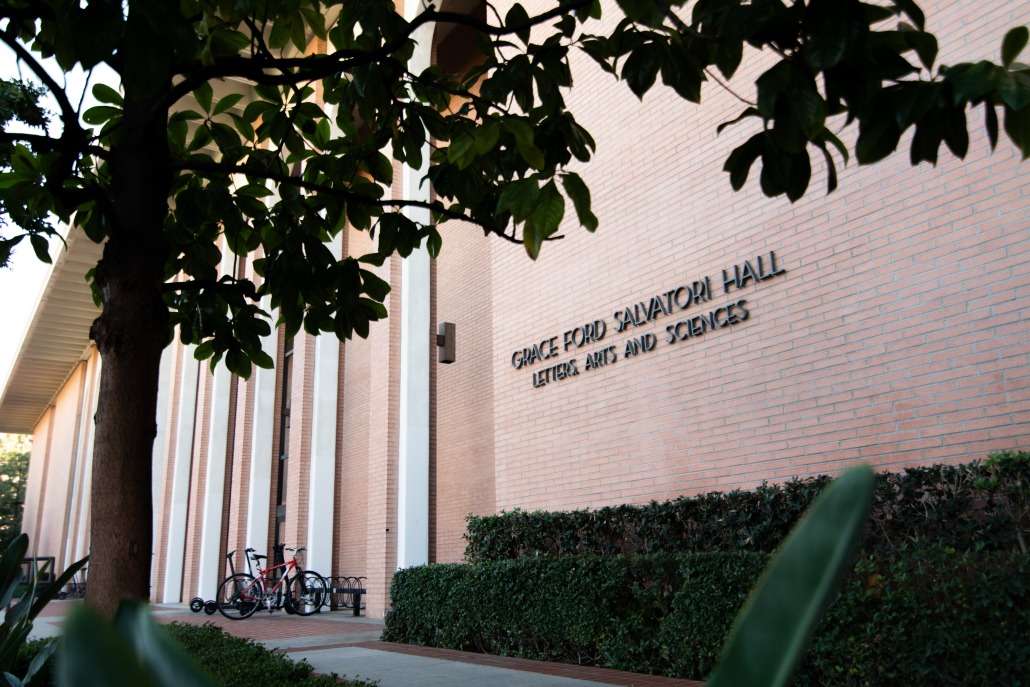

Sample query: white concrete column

[162,348,200,601]
[245,306,279,552]
[196,360,232,600]
[151,344,176,556]
[397,6,434,570]
[72,355,101,563]
[306,233,342,575]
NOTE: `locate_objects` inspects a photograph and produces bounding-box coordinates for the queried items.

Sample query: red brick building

[1,1,1026,617]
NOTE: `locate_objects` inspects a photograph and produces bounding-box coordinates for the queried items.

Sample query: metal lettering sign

[509,251,787,388]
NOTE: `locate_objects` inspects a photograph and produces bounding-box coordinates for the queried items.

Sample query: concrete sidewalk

[32,601,702,687]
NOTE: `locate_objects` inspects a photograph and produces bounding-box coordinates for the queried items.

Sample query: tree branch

[0,28,82,135]
[162,278,259,300]
[0,130,109,159]
[163,0,593,111]
[172,157,501,230]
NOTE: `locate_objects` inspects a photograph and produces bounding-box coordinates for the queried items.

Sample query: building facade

[1,1,1027,617]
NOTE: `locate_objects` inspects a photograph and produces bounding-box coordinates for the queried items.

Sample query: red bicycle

[216,545,326,619]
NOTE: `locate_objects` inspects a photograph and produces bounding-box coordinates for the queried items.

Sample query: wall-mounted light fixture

[437,322,456,364]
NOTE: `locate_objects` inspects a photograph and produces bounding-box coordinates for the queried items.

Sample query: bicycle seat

[252,554,267,561]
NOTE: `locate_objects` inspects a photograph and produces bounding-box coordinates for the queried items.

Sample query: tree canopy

[2,0,1027,377]
[0,0,1025,611]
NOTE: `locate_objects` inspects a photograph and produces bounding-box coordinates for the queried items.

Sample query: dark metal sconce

[437,322,456,364]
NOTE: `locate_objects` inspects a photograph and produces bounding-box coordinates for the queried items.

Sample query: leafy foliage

[464,452,1030,562]
[0,436,30,551]
[0,533,86,687]
[0,0,1026,379]
[383,547,1030,685]
[0,79,51,268]
[17,621,371,687]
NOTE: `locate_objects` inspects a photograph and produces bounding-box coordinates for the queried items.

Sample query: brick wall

[429,0,1029,560]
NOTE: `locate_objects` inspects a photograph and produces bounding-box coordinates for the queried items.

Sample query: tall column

[245,306,279,551]
[196,360,232,600]
[397,4,433,570]
[307,233,341,575]
[69,353,101,564]
[162,348,200,601]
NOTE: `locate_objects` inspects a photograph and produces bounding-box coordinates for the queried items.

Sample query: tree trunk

[85,83,170,615]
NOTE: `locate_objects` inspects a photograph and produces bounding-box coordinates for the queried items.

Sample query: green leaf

[507,120,546,170]
[367,152,394,184]
[1004,104,1030,160]
[819,127,850,165]
[942,106,969,158]
[91,83,123,105]
[82,106,122,125]
[904,30,938,71]
[426,228,443,258]
[984,101,999,150]
[60,601,215,687]
[497,178,540,222]
[724,134,764,191]
[889,0,925,30]
[856,113,902,164]
[1001,26,1028,68]
[212,93,245,116]
[505,4,532,46]
[194,82,214,114]
[623,43,661,99]
[361,269,392,302]
[945,61,997,105]
[996,70,1030,110]
[707,465,875,687]
[0,535,29,609]
[58,606,155,687]
[29,235,51,264]
[531,181,564,238]
[561,172,597,232]
[194,341,215,361]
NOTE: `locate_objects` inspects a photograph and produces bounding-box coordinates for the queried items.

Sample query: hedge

[383,549,1030,685]
[14,622,369,687]
[464,452,1029,563]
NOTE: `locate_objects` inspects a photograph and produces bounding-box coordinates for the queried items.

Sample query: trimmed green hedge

[464,452,1030,563]
[384,550,1030,685]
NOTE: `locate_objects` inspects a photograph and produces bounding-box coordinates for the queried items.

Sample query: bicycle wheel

[286,571,326,616]
[217,573,260,619]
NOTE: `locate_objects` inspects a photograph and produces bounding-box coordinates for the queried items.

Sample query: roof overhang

[0,229,103,433]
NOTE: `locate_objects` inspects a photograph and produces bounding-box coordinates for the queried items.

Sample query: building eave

[0,229,103,433]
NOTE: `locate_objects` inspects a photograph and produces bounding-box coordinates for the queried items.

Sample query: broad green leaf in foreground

[707,464,875,687]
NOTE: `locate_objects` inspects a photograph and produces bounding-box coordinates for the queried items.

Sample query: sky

[0,45,117,395]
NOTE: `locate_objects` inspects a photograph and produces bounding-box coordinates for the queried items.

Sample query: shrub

[384,549,1030,685]
[19,622,375,687]
[464,452,1030,563]
[798,549,1030,686]
[162,623,342,687]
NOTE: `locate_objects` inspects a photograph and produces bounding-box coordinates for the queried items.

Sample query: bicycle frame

[249,550,301,605]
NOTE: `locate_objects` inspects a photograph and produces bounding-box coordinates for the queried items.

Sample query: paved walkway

[32,601,702,687]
